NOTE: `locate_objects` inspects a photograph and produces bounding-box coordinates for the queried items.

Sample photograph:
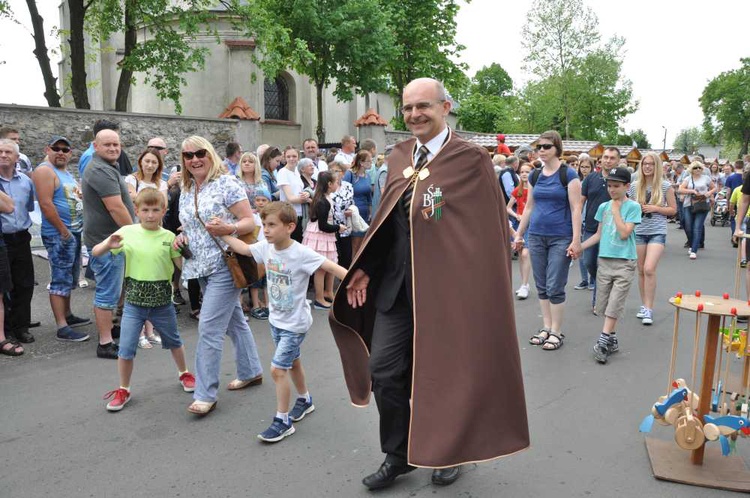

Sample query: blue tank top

[40,163,84,236]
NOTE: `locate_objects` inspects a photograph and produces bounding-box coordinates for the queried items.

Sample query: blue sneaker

[257,417,295,443]
[289,397,315,422]
[56,325,90,342]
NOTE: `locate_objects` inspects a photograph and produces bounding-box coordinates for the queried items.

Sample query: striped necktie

[402,145,430,212]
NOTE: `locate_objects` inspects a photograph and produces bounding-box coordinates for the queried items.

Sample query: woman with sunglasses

[678,161,716,259]
[513,131,582,351]
[174,136,263,415]
[629,153,677,325]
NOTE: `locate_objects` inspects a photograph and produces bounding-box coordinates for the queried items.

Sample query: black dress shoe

[362,461,416,490]
[29,321,41,328]
[14,331,35,344]
[431,466,461,486]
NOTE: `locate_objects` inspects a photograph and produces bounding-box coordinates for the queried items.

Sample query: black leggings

[187,278,201,311]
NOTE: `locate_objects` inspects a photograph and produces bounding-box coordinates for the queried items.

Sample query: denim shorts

[87,248,125,310]
[269,324,306,370]
[250,275,267,290]
[635,233,666,246]
[43,232,81,296]
[118,303,183,360]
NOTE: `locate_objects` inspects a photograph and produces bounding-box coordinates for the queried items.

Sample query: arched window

[264,76,289,121]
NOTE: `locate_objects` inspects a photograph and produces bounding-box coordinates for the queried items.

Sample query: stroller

[711,191,729,227]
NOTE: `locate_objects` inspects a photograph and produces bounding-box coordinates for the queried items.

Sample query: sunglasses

[50,146,71,153]
[535,144,555,151]
[148,145,166,151]
[182,149,208,160]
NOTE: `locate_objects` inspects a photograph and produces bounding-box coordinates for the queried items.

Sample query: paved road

[2,221,748,497]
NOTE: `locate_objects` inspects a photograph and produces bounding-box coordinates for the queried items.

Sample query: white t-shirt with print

[276,167,305,216]
[249,240,324,333]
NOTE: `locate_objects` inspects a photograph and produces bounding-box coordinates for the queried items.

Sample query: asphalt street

[2,220,749,498]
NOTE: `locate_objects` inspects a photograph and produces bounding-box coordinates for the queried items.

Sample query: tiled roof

[218,97,260,120]
[467,133,599,152]
[355,108,388,127]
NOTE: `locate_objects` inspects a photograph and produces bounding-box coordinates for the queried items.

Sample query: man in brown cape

[329,78,529,491]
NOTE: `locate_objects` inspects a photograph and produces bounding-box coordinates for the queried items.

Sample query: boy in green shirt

[94,189,195,411]
[580,167,642,364]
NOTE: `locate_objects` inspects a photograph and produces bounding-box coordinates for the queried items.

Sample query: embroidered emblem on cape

[421,184,445,220]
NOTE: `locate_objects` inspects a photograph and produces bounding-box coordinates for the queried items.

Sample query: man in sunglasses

[82,129,135,359]
[331,77,528,490]
[33,137,91,342]
[0,138,38,344]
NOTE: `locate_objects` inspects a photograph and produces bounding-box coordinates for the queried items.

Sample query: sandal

[542,333,565,351]
[0,339,23,356]
[189,310,200,321]
[138,336,153,349]
[187,400,217,415]
[529,329,550,346]
[228,374,263,390]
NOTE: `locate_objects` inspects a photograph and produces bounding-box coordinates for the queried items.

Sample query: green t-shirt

[730,186,749,219]
[594,199,641,260]
[111,224,181,307]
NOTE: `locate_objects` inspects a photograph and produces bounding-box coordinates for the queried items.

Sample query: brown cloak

[329,130,529,468]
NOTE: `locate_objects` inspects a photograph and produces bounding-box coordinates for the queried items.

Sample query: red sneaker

[179,372,196,392]
[104,388,131,412]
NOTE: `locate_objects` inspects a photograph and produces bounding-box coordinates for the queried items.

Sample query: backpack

[498,167,519,204]
[529,164,570,190]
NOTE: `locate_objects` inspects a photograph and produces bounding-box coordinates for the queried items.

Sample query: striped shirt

[628,180,671,235]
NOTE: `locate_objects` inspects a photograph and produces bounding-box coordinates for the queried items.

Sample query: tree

[67,0,91,109]
[381,0,469,121]
[456,63,514,133]
[629,129,650,149]
[522,0,599,139]
[673,127,703,155]
[0,1,61,106]
[86,0,217,113]
[231,0,394,142]
[700,58,750,157]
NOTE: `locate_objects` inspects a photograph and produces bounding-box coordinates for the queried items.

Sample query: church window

[264,77,289,120]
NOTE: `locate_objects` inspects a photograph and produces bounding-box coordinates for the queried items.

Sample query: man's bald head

[402,78,450,143]
[404,78,448,101]
[147,137,168,158]
[94,129,121,164]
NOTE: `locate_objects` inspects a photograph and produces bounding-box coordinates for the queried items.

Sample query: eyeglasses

[148,145,166,151]
[535,144,554,151]
[400,100,445,114]
[50,146,71,153]
[182,149,208,160]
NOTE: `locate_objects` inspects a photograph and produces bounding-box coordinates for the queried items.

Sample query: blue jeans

[269,325,306,369]
[683,206,708,253]
[87,248,125,310]
[528,234,572,305]
[194,265,263,402]
[43,232,81,297]
[582,230,599,307]
[118,303,182,360]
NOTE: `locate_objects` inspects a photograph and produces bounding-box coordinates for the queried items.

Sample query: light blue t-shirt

[594,199,641,260]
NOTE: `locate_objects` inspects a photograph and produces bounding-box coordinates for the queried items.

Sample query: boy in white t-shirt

[223,201,347,443]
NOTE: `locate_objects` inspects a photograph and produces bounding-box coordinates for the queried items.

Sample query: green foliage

[518,0,636,140]
[672,127,703,155]
[86,0,218,113]
[471,63,512,97]
[700,58,750,157]
[381,0,469,110]
[456,63,515,133]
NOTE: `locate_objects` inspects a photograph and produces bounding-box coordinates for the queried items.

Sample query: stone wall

[0,104,238,169]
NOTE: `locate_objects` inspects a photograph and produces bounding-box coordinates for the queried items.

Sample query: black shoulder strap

[530,165,569,189]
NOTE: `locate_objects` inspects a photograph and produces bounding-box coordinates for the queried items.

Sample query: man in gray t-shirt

[81,129,135,359]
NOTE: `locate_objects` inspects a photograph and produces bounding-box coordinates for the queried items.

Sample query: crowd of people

[4,75,750,491]
[499,133,750,363]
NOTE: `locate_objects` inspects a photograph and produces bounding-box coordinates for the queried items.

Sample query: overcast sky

[1,0,748,149]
